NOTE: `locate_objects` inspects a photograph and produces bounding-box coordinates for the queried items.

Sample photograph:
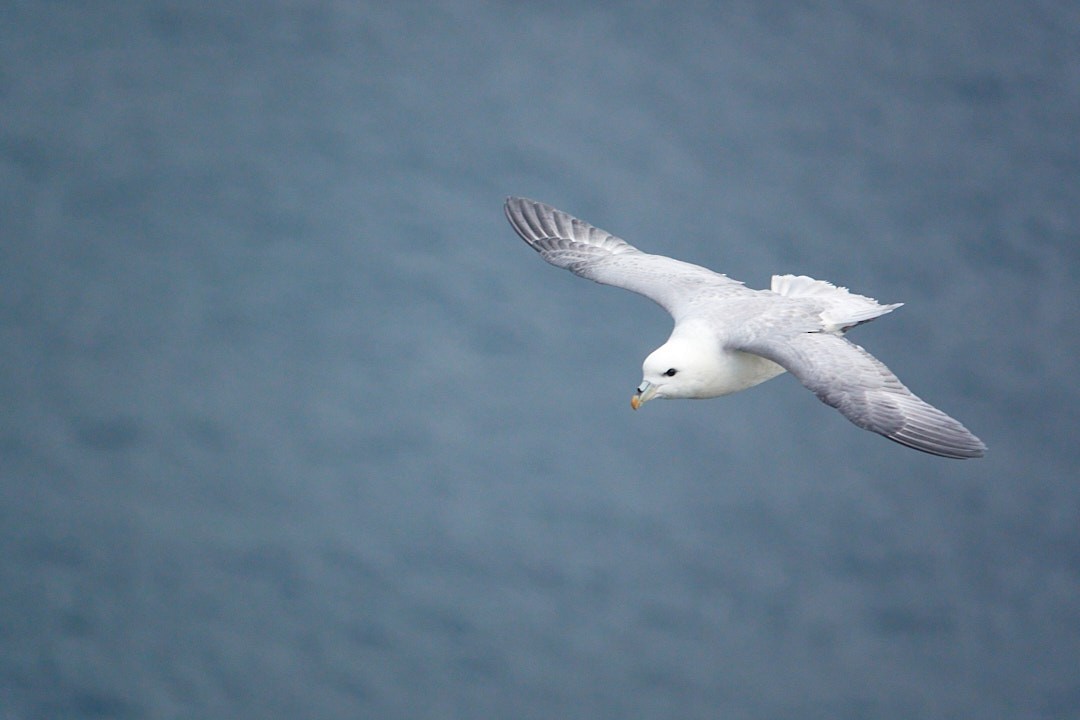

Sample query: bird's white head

[631,336,720,409]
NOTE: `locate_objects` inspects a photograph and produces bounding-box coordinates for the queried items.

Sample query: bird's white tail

[771,274,902,332]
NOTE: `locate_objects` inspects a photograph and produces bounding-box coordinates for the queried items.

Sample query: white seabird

[504,197,985,459]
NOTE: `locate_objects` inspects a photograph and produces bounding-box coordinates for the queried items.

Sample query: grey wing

[505,197,751,316]
[737,330,985,458]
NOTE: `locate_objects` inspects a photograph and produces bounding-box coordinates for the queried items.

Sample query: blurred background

[2,2,1078,718]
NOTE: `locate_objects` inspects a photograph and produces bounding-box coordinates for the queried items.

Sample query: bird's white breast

[700,350,786,397]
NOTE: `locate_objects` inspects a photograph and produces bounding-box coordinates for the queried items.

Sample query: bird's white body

[504,197,985,459]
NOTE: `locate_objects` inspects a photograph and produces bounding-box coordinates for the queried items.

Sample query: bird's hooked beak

[631,381,659,410]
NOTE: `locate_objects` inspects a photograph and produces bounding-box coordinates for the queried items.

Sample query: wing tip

[888,426,987,459]
[890,439,986,459]
[504,196,642,259]
[504,196,551,251]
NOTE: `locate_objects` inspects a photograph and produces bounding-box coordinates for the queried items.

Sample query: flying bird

[504,197,985,459]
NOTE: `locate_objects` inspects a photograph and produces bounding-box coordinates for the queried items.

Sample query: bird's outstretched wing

[736,330,985,458]
[505,197,752,317]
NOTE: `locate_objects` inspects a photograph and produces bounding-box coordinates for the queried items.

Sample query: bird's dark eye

[663,368,677,377]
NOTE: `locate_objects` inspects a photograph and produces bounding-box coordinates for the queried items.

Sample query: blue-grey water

[2,2,1078,718]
